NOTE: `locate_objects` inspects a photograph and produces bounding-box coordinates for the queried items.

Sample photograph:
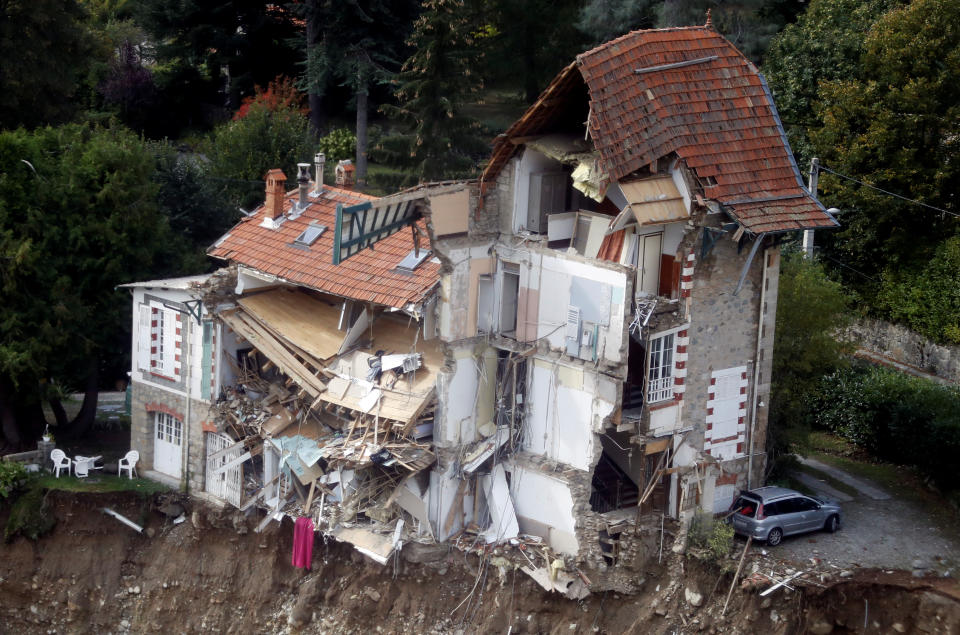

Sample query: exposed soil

[1,490,959,634]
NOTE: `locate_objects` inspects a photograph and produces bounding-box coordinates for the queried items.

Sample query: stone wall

[681,226,779,493]
[130,379,213,494]
[847,317,960,384]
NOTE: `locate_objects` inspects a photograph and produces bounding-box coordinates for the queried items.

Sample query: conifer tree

[381,0,487,183]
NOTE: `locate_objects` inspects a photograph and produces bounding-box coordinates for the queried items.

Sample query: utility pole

[804,157,820,258]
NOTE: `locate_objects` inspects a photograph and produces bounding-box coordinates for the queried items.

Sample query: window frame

[646,331,675,403]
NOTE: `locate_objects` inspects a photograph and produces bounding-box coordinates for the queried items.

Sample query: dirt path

[783,459,960,575]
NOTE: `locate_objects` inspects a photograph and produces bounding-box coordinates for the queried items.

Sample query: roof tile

[208,187,439,309]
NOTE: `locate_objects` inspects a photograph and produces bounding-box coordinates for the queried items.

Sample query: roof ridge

[577,25,712,62]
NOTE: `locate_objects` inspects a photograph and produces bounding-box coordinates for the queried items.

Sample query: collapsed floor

[2,490,959,634]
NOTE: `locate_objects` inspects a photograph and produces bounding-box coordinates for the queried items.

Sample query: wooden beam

[212,451,252,476]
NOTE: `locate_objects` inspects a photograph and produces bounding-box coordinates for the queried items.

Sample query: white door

[638,233,662,296]
[205,432,243,507]
[154,412,183,479]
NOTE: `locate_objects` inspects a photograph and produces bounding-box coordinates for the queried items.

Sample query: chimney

[335,159,355,189]
[264,169,287,221]
[313,153,325,195]
[297,162,311,210]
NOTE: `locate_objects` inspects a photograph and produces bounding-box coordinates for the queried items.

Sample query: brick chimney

[264,169,287,221]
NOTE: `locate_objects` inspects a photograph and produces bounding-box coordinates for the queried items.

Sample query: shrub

[316,128,357,163]
[5,484,56,542]
[688,512,735,561]
[812,364,960,489]
[0,462,27,500]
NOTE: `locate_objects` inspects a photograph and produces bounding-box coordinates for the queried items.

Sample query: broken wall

[524,360,618,470]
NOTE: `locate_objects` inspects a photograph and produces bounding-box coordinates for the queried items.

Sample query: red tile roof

[483,26,837,234]
[209,186,440,310]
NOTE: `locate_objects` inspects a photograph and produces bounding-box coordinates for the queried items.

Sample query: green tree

[486,0,584,103]
[0,124,191,447]
[764,0,904,161]
[577,0,658,45]
[298,0,418,188]
[810,0,959,291]
[877,236,960,344]
[204,89,315,208]
[0,0,100,129]
[135,0,301,118]
[381,0,487,183]
[769,251,852,454]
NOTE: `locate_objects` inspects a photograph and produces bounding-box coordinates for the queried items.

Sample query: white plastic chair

[51,449,71,477]
[118,450,139,479]
[73,457,90,478]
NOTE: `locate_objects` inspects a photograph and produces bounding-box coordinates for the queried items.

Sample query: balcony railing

[647,376,674,403]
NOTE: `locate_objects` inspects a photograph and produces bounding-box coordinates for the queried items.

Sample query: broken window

[294,222,326,246]
[647,332,674,403]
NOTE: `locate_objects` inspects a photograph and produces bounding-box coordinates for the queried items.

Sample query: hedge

[810,364,960,489]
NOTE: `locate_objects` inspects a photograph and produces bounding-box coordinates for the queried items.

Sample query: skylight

[396,248,431,272]
[294,222,326,247]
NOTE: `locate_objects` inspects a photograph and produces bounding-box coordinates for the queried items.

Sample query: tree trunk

[0,378,21,450]
[49,393,69,428]
[306,0,327,137]
[63,363,99,439]
[309,93,326,137]
[355,81,369,190]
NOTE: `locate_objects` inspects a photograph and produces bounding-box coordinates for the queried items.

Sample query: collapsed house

[126,23,837,593]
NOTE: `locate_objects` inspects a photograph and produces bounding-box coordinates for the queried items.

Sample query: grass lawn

[34,474,170,495]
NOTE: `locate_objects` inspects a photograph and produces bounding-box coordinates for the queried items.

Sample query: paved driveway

[773,457,960,575]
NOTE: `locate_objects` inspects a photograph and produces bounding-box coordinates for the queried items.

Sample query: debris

[760,570,805,597]
[102,508,143,534]
[684,587,703,607]
[722,536,751,616]
[481,464,519,544]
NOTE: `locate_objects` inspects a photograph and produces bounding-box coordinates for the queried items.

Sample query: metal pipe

[747,246,770,488]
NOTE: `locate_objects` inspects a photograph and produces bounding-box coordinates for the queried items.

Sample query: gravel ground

[767,462,960,576]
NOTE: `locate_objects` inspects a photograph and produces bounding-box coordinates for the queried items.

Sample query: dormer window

[395,248,431,272]
[294,222,326,247]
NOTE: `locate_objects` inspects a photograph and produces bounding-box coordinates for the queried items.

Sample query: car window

[795,497,819,512]
[764,501,782,516]
[733,496,759,517]
[777,498,800,514]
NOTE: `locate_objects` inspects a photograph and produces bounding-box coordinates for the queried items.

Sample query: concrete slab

[790,470,854,503]
[796,456,890,500]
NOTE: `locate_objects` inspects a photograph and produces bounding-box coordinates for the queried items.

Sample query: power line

[819,165,959,219]
[814,250,877,283]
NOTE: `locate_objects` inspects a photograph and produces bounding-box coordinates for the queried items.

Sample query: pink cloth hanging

[291,516,314,570]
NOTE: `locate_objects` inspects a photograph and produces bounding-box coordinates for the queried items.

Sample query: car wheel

[825,514,840,533]
[766,527,783,546]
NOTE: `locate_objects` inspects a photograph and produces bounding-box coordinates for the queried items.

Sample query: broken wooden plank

[212,451,252,476]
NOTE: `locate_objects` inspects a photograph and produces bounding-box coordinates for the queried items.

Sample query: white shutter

[712,371,741,438]
[161,308,177,377]
[137,304,152,371]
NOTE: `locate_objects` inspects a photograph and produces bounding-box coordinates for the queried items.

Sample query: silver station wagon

[729,486,843,546]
